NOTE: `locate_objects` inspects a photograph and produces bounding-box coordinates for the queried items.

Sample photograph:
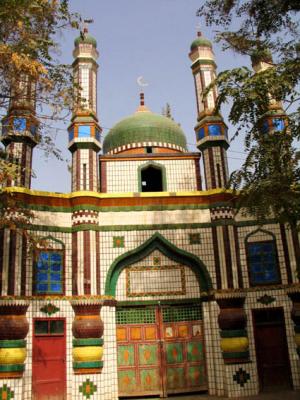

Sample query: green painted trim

[295,325,300,333]
[138,161,167,192]
[18,218,279,234]
[73,361,103,369]
[220,330,247,338]
[17,201,234,213]
[0,364,25,372]
[117,298,202,307]
[73,338,104,347]
[223,351,249,359]
[0,340,26,348]
[104,232,212,296]
[245,227,276,243]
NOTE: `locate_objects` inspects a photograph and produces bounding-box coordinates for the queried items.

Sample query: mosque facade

[0,27,299,400]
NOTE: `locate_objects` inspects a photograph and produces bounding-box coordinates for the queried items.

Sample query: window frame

[33,249,65,296]
[246,240,281,287]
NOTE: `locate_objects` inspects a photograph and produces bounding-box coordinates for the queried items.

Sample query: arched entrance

[105,233,212,398]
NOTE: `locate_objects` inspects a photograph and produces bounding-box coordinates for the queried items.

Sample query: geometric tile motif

[153,256,161,266]
[187,342,204,362]
[140,368,159,390]
[0,384,14,400]
[118,370,137,392]
[166,343,184,364]
[257,294,276,305]
[188,365,205,386]
[113,236,124,248]
[167,367,185,389]
[79,379,97,399]
[189,233,201,244]
[117,345,135,366]
[233,368,250,387]
[40,303,60,316]
[138,344,158,365]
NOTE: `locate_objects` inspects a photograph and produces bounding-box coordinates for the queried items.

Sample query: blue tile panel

[247,241,280,285]
[35,251,63,294]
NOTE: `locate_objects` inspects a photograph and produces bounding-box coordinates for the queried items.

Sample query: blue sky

[31,0,249,192]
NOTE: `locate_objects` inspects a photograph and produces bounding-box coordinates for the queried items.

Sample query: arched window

[139,163,166,192]
[33,236,64,295]
[246,230,280,286]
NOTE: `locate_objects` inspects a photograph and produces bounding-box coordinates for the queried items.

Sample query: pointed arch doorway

[105,233,212,398]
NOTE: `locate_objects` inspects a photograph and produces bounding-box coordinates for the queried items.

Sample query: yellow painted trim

[220,337,249,352]
[0,348,27,365]
[73,346,103,362]
[295,333,300,346]
[3,186,233,200]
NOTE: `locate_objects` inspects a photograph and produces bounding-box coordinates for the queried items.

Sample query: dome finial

[136,76,150,113]
[196,22,202,37]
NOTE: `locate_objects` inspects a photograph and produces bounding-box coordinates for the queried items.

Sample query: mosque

[0,25,299,400]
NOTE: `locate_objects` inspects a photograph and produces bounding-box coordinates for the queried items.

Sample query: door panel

[253,308,292,391]
[32,319,66,400]
[116,304,207,397]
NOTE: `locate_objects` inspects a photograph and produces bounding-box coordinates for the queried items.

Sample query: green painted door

[116,304,207,397]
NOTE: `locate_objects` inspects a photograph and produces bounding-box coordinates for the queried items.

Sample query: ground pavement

[125,390,300,400]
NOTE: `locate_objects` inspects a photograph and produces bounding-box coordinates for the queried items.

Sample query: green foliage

[199,0,300,274]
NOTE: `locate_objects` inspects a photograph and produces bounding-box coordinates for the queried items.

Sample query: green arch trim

[245,228,276,243]
[38,235,65,248]
[138,161,167,192]
[104,232,212,296]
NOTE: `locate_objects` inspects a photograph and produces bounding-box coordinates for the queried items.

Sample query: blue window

[247,241,280,285]
[35,251,63,294]
[262,120,269,134]
[272,118,285,132]
[95,128,101,142]
[78,125,91,137]
[68,127,74,141]
[208,124,221,136]
[30,124,37,136]
[198,128,205,140]
[13,118,26,132]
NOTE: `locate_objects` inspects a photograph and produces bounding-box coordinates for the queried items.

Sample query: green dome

[74,34,97,48]
[103,111,187,153]
[190,36,212,51]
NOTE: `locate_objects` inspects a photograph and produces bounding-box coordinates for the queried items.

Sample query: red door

[32,319,66,400]
[253,308,292,391]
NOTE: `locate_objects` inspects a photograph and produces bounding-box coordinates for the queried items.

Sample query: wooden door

[116,304,207,397]
[253,308,292,391]
[32,319,66,400]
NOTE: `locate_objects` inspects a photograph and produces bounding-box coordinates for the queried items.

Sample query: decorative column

[0,302,29,378]
[288,292,300,357]
[189,30,229,190]
[71,299,104,374]
[1,74,38,188]
[68,27,101,192]
[217,297,249,364]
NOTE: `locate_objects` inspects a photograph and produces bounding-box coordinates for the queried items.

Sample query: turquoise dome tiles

[190,37,212,51]
[103,112,187,154]
[74,34,97,48]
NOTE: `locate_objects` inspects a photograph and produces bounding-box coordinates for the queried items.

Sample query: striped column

[0,302,29,378]
[71,300,104,374]
[217,297,250,364]
[72,210,100,295]
[0,229,27,296]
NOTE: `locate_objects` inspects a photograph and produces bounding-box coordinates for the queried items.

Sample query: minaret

[189,30,229,190]
[1,75,38,188]
[251,50,287,134]
[68,26,101,192]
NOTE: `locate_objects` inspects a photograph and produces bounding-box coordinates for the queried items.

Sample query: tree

[0,0,78,242]
[198,1,300,276]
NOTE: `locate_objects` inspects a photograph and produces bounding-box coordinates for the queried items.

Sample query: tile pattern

[233,368,250,387]
[79,379,97,399]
